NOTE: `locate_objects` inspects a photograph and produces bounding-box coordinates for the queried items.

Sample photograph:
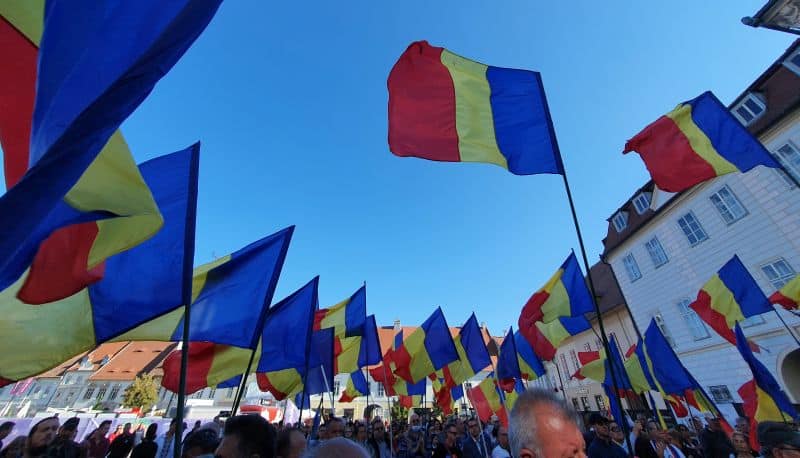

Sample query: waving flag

[399,394,423,409]
[369,327,426,397]
[392,307,459,383]
[256,278,319,400]
[770,274,800,310]
[522,315,591,361]
[468,373,512,427]
[519,252,594,324]
[0,0,221,305]
[161,342,251,394]
[110,227,294,345]
[357,315,383,368]
[315,286,368,374]
[431,313,492,402]
[0,146,197,385]
[388,40,563,176]
[689,256,772,347]
[514,331,546,381]
[496,328,521,392]
[623,91,780,192]
[339,370,369,403]
[735,323,797,440]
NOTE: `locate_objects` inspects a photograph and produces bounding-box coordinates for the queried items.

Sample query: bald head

[302,438,369,458]
[509,389,585,458]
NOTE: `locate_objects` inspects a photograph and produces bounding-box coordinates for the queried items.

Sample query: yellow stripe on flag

[0,0,44,44]
[666,104,738,176]
[440,50,507,170]
[404,328,437,382]
[541,269,572,322]
[703,275,745,328]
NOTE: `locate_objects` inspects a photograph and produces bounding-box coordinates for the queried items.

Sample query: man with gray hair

[509,389,586,458]
[301,437,370,458]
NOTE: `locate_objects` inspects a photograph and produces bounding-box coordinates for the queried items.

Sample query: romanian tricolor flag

[0,146,198,385]
[339,370,369,403]
[521,316,591,362]
[387,41,563,176]
[468,373,510,427]
[255,278,319,400]
[314,286,368,374]
[496,328,521,392]
[769,274,800,311]
[392,307,459,383]
[0,0,221,303]
[623,91,781,192]
[514,330,546,381]
[689,256,772,347]
[519,253,594,325]
[734,322,798,448]
[161,342,252,395]
[431,314,491,397]
[369,327,427,397]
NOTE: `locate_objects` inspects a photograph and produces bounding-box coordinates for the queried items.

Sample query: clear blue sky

[17,2,798,334]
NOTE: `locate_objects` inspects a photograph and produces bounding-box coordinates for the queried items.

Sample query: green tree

[390,401,409,423]
[122,374,159,414]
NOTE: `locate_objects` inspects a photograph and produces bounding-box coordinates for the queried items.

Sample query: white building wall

[606,112,800,410]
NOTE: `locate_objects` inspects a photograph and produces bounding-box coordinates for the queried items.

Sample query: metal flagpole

[773,309,800,347]
[381,363,394,458]
[536,76,633,455]
[173,147,199,458]
[320,364,335,416]
[552,360,569,401]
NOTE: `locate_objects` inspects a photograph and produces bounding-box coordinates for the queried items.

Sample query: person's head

[194,421,202,430]
[732,431,750,453]
[496,426,509,451]
[706,416,723,432]
[317,425,327,441]
[215,415,276,458]
[646,420,662,440]
[369,420,384,441]
[27,417,59,454]
[675,424,690,440]
[508,389,585,458]
[326,418,344,439]
[114,425,123,433]
[276,429,305,458]
[354,424,367,443]
[455,418,465,435]
[343,425,352,439]
[97,420,112,437]
[301,437,369,458]
[168,419,179,435]
[409,413,419,427]
[145,424,158,442]
[58,418,80,441]
[467,418,481,439]
[736,417,749,434]
[759,421,800,458]
[444,423,458,449]
[667,430,683,446]
[0,422,14,441]
[2,436,26,458]
[123,423,132,434]
[587,413,610,439]
[182,427,220,458]
[608,422,624,444]
[690,417,703,433]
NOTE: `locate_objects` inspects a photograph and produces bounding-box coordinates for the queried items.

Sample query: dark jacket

[634,436,659,458]
[107,433,135,458]
[130,440,158,458]
[700,427,734,458]
[588,437,627,458]
[432,443,463,458]
[45,438,85,458]
[461,435,488,458]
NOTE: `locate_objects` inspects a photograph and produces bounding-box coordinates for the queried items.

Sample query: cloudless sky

[14,1,796,334]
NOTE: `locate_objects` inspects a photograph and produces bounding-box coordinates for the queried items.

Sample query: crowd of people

[0,389,798,458]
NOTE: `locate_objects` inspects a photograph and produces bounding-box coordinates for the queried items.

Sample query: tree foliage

[122,374,158,413]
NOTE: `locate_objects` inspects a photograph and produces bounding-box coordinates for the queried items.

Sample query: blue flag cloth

[305,328,336,396]
[497,327,521,389]
[358,315,382,367]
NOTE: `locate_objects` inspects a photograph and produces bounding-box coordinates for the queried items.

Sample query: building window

[741,314,765,328]
[623,253,642,282]
[710,186,747,224]
[209,388,216,399]
[377,383,385,397]
[654,313,675,348]
[96,384,107,400]
[595,395,606,411]
[632,193,651,214]
[677,212,708,246]
[677,299,710,340]
[109,384,120,400]
[333,381,341,395]
[559,354,570,376]
[762,259,796,289]
[580,396,590,411]
[709,385,734,403]
[612,212,628,232]
[569,350,580,370]
[226,387,234,398]
[773,143,800,186]
[571,398,580,412]
[784,49,800,76]
[83,385,95,400]
[732,93,766,126]
[645,237,669,268]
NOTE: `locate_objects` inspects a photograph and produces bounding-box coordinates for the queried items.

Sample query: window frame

[677,299,710,341]
[784,49,800,76]
[709,185,748,225]
[632,193,651,215]
[612,211,628,232]
[731,93,766,126]
[623,253,642,282]
[772,142,800,187]
[761,258,797,290]
[644,236,669,268]
[677,212,709,247]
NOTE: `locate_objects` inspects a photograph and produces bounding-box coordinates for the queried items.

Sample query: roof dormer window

[632,192,652,214]
[784,48,800,76]
[612,211,628,232]
[732,93,766,126]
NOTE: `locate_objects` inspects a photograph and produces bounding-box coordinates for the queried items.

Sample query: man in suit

[462,418,489,458]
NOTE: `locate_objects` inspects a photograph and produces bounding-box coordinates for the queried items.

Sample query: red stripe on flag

[770,291,798,310]
[578,351,600,365]
[738,380,760,452]
[690,290,737,345]
[387,41,460,162]
[313,309,329,331]
[256,373,290,400]
[623,115,717,192]
[520,324,557,362]
[392,345,413,382]
[468,384,494,423]
[162,343,215,395]
[0,17,37,188]
[18,222,105,304]
[521,290,551,324]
